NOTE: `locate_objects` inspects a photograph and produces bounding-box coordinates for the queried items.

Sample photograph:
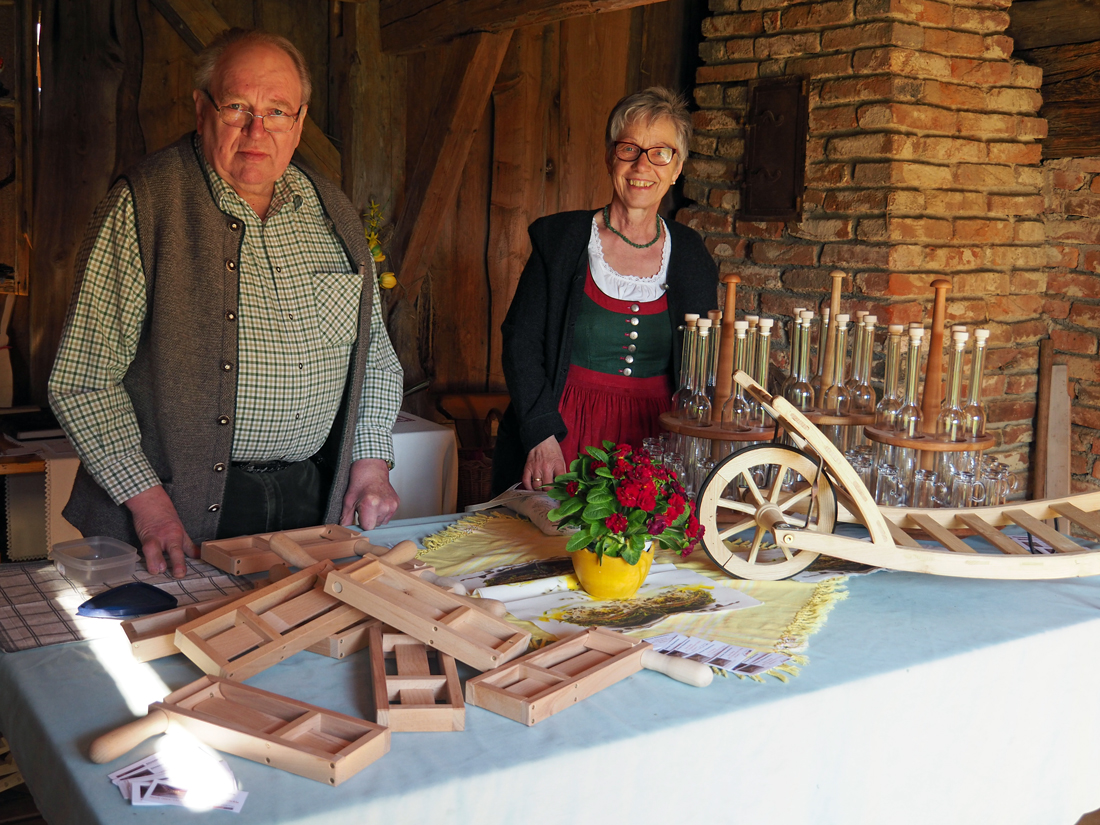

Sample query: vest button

[213,463,226,472]
[208,504,221,512]
[624,355,634,364]
[629,317,639,326]
[629,331,638,340]
[228,220,240,232]
[622,367,633,376]
[217,415,230,425]
[628,344,637,352]
[630,303,640,312]
[225,310,237,322]
[226,260,237,271]
[222,362,233,371]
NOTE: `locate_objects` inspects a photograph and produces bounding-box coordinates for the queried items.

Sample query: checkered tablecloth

[0,558,251,652]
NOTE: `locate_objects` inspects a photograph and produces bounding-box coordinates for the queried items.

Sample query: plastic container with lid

[51,537,139,584]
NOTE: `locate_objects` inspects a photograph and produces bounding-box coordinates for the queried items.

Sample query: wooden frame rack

[368,624,465,732]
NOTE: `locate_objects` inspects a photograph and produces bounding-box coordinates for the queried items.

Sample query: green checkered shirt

[49,135,403,505]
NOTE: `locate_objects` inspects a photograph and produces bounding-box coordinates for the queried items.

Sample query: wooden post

[920,278,951,435]
[711,274,740,421]
[817,270,845,407]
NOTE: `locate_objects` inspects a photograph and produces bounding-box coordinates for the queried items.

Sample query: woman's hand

[523,436,567,491]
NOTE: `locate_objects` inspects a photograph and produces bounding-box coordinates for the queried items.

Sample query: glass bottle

[896,327,924,438]
[706,311,722,406]
[781,307,805,398]
[847,310,869,390]
[721,320,752,431]
[936,330,969,443]
[849,315,877,415]
[753,318,774,426]
[964,328,990,439]
[671,315,700,417]
[785,312,815,411]
[687,320,713,425]
[821,315,851,452]
[875,324,906,430]
[810,307,829,407]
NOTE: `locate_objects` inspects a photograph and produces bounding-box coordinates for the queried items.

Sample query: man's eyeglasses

[202,89,303,134]
[613,142,677,167]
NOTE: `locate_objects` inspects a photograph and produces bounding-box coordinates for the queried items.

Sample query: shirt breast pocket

[312,272,364,347]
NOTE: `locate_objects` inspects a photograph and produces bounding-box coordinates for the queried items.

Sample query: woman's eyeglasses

[613,142,677,167]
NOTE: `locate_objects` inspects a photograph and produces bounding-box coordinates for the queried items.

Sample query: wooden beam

[1008,0,1100,50]
[380,0,665,54]
[388,31,512,303]
[148,0,342,184]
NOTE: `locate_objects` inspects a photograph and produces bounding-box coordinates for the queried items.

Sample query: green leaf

[595,467,613,479]
[582,503,614,521]
[566,530,592,553]
[588,446,610,463]
[586,490,614,506]
[555,497,585,517]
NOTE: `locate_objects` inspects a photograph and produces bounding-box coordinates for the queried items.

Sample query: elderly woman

[492,87,718,494]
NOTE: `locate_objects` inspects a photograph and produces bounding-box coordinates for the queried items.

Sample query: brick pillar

[683,0,1049,478]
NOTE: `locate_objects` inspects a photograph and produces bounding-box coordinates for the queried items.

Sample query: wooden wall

[16,0,704,407]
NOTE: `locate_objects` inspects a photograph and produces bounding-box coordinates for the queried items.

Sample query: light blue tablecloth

[3,515,1100,824]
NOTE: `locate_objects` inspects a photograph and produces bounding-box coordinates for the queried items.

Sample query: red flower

[614,443,632,456]
[565,481,579,496]
[637,487,658,513]
[666,493,686,521]
[605,513,628,533]
[647,516,668,535]
[685,514,703,539]
[612,459,631,479]
[616,481,641,508]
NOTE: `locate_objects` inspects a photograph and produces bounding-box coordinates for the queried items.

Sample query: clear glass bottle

[964,328,990,439]
[781,308,805,398]
[875,324,906,429]
[850,315,877,415]
[671,315,700,417]
[721,320,752,431]
[896,327,924,438]
[687,320,713,425]
[706,310,722,406]
[936,330,969,443]
[811,307,829,408]
[821,314,851,452]
[785,312,815,411]
[754,318,774,426]
[847,310,869,390]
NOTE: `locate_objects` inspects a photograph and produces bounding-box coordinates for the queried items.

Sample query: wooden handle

[358,538,418,566]
[267,533,319,569]
[89,709,170,764]
[418,569,468,594]
[920,278,951,437]
[818,270,845,406]
[640,650,713,687]
[712,274,741,423]
[418,573,508,617]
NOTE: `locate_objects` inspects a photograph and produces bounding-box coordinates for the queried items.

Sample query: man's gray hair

[605,86,692,163]
[194,28,312,105]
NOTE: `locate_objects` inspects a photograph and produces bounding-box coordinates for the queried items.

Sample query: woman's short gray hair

[605,86,692,162]
[194,28,312,105]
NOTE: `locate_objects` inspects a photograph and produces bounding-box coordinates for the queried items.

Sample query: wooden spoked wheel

[697,444,837,580]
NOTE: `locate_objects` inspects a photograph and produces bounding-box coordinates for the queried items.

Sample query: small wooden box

[174,561,365,680]
[325,555,530,672]
[368,624,464,732]
[201,524,366,575]
[466,627,651,726]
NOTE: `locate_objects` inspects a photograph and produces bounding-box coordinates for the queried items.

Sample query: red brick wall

[1043,159,1100,492]
[682,0,1051,481]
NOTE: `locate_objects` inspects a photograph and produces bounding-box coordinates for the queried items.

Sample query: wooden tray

[368,624,464,732]
[201,524,369,575]
[465,627,709,725]
[90,676,389,785]
[122,593,244,663]
[325,555,530,672]
[174,561,365,680]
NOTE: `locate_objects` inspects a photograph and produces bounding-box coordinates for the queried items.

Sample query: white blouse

[587,213,670,303]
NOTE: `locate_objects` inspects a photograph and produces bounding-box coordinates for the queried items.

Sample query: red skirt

[558,364,672,466]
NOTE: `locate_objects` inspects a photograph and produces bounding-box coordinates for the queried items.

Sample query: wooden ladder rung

[1049,502,1100,539]
[1004,509,1086,554]
[955,513,1029,555]
[906,513,977,554]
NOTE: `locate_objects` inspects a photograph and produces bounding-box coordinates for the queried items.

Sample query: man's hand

[124,486,198,578]
[340,458,400,530]
[523,436,567,491]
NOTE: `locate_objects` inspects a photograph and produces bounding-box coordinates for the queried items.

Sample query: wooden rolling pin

[639,649,714,687]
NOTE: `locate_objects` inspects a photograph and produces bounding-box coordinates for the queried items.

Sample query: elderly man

[48,28,403,577]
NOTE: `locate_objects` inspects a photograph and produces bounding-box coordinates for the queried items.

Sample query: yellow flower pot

[571,543,654,600]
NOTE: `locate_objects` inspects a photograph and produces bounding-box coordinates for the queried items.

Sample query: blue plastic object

[76,582,178,619]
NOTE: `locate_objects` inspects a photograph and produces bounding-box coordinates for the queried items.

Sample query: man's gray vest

[63,134,378,546]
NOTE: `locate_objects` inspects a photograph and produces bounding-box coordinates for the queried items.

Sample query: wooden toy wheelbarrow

[694,371,1100,581]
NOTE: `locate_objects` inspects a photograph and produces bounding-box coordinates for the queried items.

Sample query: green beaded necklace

[603,205,662,249]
